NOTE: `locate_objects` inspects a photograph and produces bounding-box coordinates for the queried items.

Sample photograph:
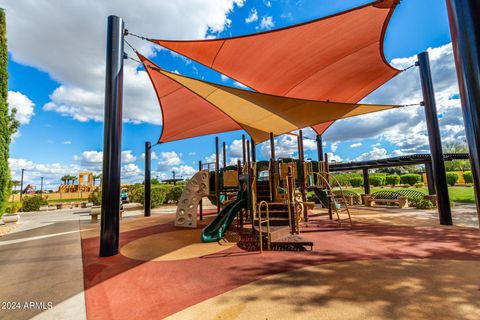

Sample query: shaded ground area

[80,205,480,320]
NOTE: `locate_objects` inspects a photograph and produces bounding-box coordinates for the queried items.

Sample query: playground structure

[97,0,480,257]
[174,133,353,251]
[58,172,94,193]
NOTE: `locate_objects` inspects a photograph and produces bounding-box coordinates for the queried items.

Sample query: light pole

[20,169,25,201]
[40,177,44,196]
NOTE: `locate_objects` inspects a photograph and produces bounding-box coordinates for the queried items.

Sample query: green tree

[0,9,20,215]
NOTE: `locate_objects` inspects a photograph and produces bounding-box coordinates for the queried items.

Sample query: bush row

[331,171,474,188]
[87,184,185,208]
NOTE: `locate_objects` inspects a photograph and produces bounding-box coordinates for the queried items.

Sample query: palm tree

[61,175,68,185]
[70,175,78,185]
[93,174,101,186]
[11,180,20,193]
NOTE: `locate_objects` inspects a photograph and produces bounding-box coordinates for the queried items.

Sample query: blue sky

[3,0,462,188]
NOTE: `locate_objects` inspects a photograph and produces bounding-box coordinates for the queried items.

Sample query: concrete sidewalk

[0,210,87,320]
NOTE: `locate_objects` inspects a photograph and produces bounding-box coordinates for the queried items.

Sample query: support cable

[402,63,418,72]
[125,30,150,41]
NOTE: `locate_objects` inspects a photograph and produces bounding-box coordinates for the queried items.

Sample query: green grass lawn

[343,186,476,204]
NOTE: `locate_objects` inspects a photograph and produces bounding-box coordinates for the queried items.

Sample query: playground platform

[0,204,479,320]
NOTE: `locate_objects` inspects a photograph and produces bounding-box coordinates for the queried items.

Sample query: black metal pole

[316,135,324,162]
[242,134,246,166]
[269,132,275,159]
[446,0,480,220]
[246,140,251,169]
[222,142,227,169]
[199,160,203,221]
[298,130,307,221]
[325,152,332,220]
[251,139,256,162]
[418,52,452,225]
[20,169,24,201]
[144,141,151,217]
[425,161,435,195]
[362,168,370,195]
[100,15,125,257]
[40,177,43,195]
[215,137,220,214]
[269,132,275,201]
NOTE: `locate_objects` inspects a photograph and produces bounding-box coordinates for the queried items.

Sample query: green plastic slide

[201,187,247,243]
[313,188,341,210]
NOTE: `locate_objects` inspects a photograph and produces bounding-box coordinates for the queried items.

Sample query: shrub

[400,174,421,186]
[413,199,434,209]
[166,185,184,203]
[21,196,48,212]
[463,171,473,184]
[349,177,363,187]
[446,172,459,186]
[414,183,424,188]
[127,184,167,208]
[88,189,102,205]
[369,175,385,187]
[401,184,411,188]
[385,175,400,186]
[151,188,167,208]
[5,201,21,214]
[331,173,362,187]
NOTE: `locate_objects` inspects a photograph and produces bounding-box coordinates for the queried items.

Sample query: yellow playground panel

[59,172,95,193]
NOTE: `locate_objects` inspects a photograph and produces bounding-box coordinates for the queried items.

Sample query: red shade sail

[138,53,398,144]
[149,0,400,135]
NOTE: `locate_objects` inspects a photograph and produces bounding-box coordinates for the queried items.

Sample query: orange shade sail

[149,0,400,135]
[138,53,398,144]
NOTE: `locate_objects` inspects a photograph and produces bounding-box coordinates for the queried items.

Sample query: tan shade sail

[149,0,400,135]
[138,54,397,143]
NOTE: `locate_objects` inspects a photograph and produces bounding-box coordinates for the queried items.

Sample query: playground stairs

[253,186,313,250]
[256,180,271,202]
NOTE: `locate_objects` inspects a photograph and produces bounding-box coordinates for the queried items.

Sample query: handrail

[313,172,352,226]
[257,200,271,252]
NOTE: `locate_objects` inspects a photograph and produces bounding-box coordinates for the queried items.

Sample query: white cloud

[350,142,362,148]
[330,142,339,153]
[121,163,142,183]
[140,151,159,160]
[7,91,35,124]
[2,0,245,124]
[157,151,182,170]
[245,8,258,23]
[9,158,80,190]
[73,150,137,170]
[220,74,230,82]
[354,146,388,162]
[63,141,72,145]
[324,43,464,156]
[172,165,197,177]
[257,16,274,30]
[121,150,137,164]
[326,152,342,162]
[260,134,315,158]
[188,151,196,156]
